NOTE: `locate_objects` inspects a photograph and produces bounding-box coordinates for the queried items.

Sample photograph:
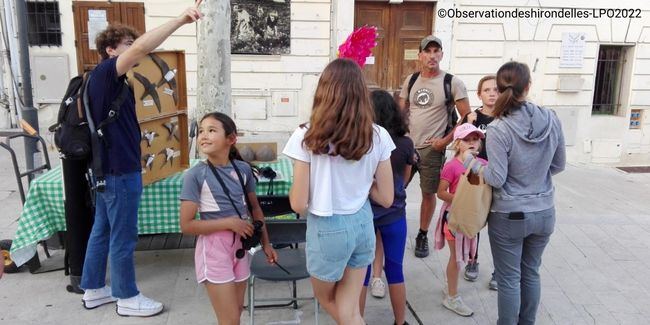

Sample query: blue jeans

[81,172,142,298]
[488,208,555,325]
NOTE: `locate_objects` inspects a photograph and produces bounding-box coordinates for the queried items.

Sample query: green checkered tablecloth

[9,158,292,266]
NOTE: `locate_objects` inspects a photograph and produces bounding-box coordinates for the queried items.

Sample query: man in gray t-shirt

[399,35,470,258]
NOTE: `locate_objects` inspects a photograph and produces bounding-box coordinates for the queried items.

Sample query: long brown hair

[493,62,530,118]
[303,59,374,160]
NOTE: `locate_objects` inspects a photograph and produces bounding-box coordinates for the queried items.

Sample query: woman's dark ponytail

[493,61,531,118]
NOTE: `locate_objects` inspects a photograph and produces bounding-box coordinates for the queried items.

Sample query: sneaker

[463,261,479,282]
[442,295,474,317]
[82,286,117,309]
[414,232,429,258]
[488,272,498,291]
[394,322,410,325]
[370,277,386,298]
[117,293,164,317]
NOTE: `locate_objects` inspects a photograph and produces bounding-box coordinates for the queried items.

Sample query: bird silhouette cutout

[149,53,179,105]
[162,121,180,141]
[143,153,156,171]
[159,147,177,168]
[141,130,159,147]
[133,71,162,113]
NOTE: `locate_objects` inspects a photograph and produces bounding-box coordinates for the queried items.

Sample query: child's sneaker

[442,295,474,317]
[116,293,163,317]
[82,286,117,309]
[370,277,386,298]
[488,272,498,291]
[463,261,479,281]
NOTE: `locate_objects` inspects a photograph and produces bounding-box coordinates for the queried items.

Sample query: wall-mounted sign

[87,10,108,50]
[560,32,586,68]
[404,49,418,60]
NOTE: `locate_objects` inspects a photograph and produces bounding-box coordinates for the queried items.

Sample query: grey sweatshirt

[482,101,566,213]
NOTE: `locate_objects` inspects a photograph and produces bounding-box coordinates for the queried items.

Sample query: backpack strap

[405,72,420,107]
[443,73,454,108]
[95,80,130,147]
[443,73,457,136]
[82,73,106,192]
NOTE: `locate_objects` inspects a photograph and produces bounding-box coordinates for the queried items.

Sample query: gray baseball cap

[419,35,443,51]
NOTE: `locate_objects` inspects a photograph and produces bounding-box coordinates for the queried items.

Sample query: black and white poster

[231,0,291,55]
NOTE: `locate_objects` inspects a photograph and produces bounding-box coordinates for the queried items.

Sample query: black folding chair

[247,219,318,325]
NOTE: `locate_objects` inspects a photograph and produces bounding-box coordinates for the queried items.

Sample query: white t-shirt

[282,124,395,216]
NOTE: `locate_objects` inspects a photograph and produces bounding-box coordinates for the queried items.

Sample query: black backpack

[406,72,457,136]
[49,72,129,191]
[50,72,129,158]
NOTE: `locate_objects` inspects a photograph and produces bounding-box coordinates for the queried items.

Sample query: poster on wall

[559,32,586,68]
[230,0,291,55]
[87,9,108,50]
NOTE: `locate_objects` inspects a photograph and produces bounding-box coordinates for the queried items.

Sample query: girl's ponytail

[229,146,244,161]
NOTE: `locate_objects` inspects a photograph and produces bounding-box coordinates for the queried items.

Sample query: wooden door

[72,1,145,74]
[355,2,434,91]
[354,3,389,89]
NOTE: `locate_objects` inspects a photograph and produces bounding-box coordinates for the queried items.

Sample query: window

[592,46,630,115]
[26,1,62,46]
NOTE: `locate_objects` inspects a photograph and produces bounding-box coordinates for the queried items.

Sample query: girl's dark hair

[494,61,530,117]
[95,24,140,60]
[303,58,374,161]
[371,89,408,137]
[200,112,256,172]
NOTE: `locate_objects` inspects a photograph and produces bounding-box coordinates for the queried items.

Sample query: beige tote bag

[448,160,492,238]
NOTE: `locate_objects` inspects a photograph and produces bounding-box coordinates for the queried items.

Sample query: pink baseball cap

[454,123,485,140]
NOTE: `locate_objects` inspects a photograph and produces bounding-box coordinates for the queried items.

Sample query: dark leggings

[62,158,94,276]
[364,216,407,286]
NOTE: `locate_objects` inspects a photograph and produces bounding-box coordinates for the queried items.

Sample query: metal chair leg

[249,275,255,325]
[292,280,298,309]
[315,298,319,325]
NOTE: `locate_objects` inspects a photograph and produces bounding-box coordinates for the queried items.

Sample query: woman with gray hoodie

[464,61,565,325]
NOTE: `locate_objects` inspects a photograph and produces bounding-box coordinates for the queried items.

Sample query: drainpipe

[14,0,39,174]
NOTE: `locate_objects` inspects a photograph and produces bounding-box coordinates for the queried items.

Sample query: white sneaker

[442,295,474,317]
[117,293,164,317]
[82,286,117,309]
[370,277,386,298]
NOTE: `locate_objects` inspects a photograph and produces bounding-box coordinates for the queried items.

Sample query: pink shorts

[195,230,250,284]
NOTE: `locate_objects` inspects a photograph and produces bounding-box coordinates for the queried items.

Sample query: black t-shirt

[370,136,415,226]
[461,107,494,161]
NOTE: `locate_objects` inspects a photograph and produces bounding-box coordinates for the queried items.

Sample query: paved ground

[1,136,650,324]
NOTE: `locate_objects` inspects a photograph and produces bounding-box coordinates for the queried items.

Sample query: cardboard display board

[127,50,189,185]
[139,114,189,185]
[128,51,187,120]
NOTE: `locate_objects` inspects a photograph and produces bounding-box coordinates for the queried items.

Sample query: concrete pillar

[196,0,231,119]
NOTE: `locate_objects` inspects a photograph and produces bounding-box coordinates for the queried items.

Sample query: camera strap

[206,160,246,219]
[230,159,254,216]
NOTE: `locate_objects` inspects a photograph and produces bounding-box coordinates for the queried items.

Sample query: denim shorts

[306,201,375,282]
